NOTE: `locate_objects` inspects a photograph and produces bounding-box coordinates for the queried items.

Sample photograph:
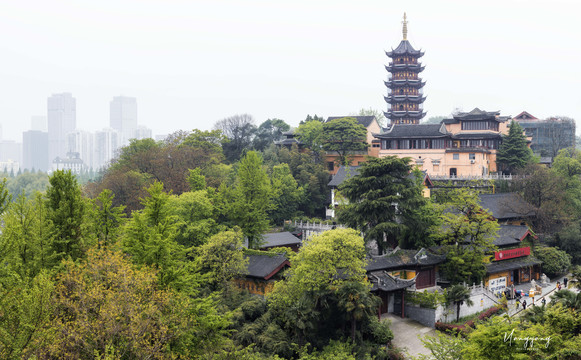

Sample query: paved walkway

[382,313,435,359]
[508,275,577,317]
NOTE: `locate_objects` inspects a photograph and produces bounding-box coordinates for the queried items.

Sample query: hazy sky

[0,0,580,141]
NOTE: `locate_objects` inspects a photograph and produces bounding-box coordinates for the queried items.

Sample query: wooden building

[485,225,541,295]
[384,13,426,125]
[376,108,513,177]
[366,248,446,316]
[234,252,290,296]
[477,193,541,294]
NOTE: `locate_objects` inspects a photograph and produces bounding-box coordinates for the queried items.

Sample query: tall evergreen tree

[336,156,426,253]
[46,170,88,263]
[227,151,272,248]
[496,120,533,173]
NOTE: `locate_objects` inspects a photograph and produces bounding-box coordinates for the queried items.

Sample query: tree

[432,188,498,284]
[320,117,368,166]
[445,284,474,322]
[187,168,207,191]
[0,271,54,359]
[515,163,570,233]
[227,151,273,248]
[193,229,248,292]
[353,108,386,127]
[253,119,290,151]
[169,189,224,247]
[0,178,12,216]
[551,290,581,311]
[46,170,88,264]
[551,147,581,216]
[421,115,446,125]
[269,163,304,224]
[269,229,378,348]
[91,189,126,249]
[122,181,190,290]
[295,119,324,151]
[275,146,329,217]
[42,248,230,359]
[214,114,257,163]
[496,120,533,173]
[534,246,571,278]
[337,156,427,253]
[417,330,464,360]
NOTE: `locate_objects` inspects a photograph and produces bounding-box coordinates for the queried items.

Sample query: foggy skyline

[0,0,580,142]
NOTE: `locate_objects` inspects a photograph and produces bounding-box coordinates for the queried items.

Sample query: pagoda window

[399,89,404,95]
[399,105,404,111]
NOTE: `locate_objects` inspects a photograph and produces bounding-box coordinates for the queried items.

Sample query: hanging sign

[494,247,530,261]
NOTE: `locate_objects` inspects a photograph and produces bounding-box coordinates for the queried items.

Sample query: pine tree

[496,121,533,173]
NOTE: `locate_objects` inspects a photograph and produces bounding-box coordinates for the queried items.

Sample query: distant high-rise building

[67,130,95,170]
[110,96,137,146]
[95,128,119,170]
[48,93,76,169]
[514,111,576,158]
[23,130,48,172]
[0,140,22,164]
[31,116,48,131]
[133,125,152,141]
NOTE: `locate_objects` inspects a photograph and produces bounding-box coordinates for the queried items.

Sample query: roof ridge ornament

[402,12,408,40]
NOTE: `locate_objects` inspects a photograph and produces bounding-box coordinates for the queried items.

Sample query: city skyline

[0,0,579,142]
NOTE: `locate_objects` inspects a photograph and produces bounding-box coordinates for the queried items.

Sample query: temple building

[384,13,426,125]
[375,108,511,177]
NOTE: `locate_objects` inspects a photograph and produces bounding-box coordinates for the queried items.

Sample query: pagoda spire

[402,12,408,40]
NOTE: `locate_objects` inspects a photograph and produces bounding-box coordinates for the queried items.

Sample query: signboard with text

[494,247,530,261]
[488,276,507,293]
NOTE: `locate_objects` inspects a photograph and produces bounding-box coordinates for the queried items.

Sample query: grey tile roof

[374,123,447,139]
[539,157,553,164]
[479,193,536,220]
[245,254,289,280]
[451,132,502,139]
[261,232,302,248]
[369,271,416,292]
[386,40,424,56]
[328,166,361,187]
[485,256,542,274]
[454,108,500,121]
[495,225,532,247]
[365,248,446,272]
[327,116,377,128]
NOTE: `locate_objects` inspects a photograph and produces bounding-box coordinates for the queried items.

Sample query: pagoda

[384,13,426,125]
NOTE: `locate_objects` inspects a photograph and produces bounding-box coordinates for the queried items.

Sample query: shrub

[405,290,445,309]
[435,322,467,336]
[535,246,572,277]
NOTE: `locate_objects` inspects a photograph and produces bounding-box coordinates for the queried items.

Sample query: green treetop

[337,156,429,253]
[432,188,499,284]
[496,120,534,173]
[320,117,368,166]
[227,151,273,248]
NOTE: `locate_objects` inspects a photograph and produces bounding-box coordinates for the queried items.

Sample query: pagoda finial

[402,12,408,40]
